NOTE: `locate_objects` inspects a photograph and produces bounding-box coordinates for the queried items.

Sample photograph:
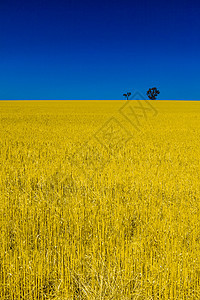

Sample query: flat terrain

[1,100,200,299]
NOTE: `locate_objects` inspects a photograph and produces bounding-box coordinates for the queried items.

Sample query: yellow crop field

[1,100,200,299]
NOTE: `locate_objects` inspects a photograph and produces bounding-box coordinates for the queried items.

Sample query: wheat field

[0,100,200,299]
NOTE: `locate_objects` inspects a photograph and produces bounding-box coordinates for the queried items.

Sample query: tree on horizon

[146,87,160,100]
[123,92,131,100]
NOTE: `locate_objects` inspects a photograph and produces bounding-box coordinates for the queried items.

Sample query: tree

[146,87,160,100]
[123,92,131,100]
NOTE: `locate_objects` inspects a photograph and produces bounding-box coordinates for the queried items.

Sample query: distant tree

[146,87,160,100]
[123,92,131,100]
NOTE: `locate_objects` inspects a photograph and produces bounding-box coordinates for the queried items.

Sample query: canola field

[0,100,200,299]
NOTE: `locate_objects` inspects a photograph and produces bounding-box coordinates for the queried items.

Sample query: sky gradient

[0,0,200,100]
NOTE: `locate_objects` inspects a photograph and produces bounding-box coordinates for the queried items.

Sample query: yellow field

[0,100,200,299]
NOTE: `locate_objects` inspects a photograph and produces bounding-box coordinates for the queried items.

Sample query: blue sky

[0,0,200,100]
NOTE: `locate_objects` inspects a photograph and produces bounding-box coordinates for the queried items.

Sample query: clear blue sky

[0,0,200,100]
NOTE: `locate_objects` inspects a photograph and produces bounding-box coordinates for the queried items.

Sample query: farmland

[0,100,200,299]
